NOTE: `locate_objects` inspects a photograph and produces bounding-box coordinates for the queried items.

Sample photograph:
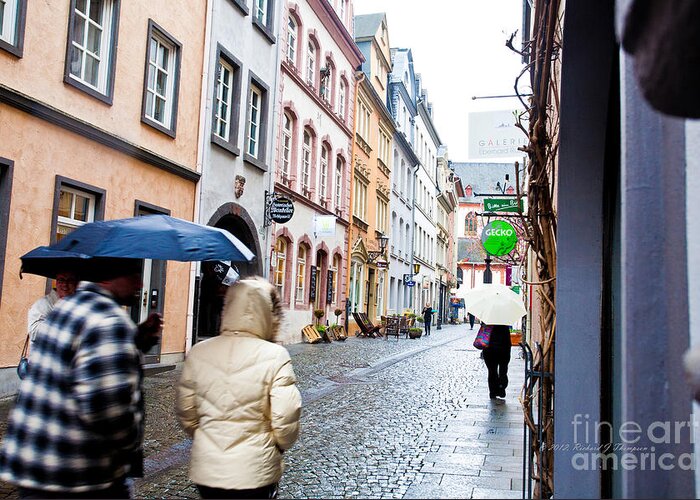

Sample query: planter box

[409,330,422,339]
[510,332,523,346]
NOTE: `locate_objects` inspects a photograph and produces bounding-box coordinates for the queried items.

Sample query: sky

[352,0,527,161]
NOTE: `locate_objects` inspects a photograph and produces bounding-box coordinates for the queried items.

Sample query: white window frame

[246,84,263,158]
[378,129,390,166]
[286,16,297,64]
[56,186,96,241]
[214,57,234,141]
[353,177,367,221]
[0,0,18,45]
[334,158,343,211]
[319,146,328,201]
[307,41,316,87]
[330,256,339,305]
[295,246,307,303]
[274,238,287,298]
[338,79,346,120]
[282,113,292,178]
[349,259,364,313]
[254,0,268,26]
[376,198,388,233]
[68,0,115,93]
[301,131,311,194]
[145,30,177,129]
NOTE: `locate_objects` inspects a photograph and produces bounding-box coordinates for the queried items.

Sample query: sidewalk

[0,324,525,499]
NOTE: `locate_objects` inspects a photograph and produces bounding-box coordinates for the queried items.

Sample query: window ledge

[211,135,241,157]
[228,0,249,16]
[252,18,276,44]
[243,153,269,172]
[142,115,176,139]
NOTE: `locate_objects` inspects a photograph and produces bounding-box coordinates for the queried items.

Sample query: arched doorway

[195,204,262,342]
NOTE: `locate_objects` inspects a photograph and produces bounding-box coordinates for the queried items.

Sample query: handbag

[17,335,30,380]
[473,324,493,350]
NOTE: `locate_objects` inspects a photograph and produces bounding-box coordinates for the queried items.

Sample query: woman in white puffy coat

[176,277,302,499]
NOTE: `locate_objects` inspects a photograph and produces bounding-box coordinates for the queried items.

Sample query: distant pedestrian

[0,257,162,498]
[177,277,301,499]
[481,323,512,399]
[26,270,78,359]
[468,313,475,330]
[422,303,434,336]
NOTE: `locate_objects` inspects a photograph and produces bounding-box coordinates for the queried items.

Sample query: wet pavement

[0,324,525,499]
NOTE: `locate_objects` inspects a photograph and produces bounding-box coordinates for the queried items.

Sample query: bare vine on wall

[506,0,563,497]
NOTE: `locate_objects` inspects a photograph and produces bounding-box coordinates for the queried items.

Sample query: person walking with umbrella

[481,323,512,399]
[464,284,526,400]
[0,257,162,497]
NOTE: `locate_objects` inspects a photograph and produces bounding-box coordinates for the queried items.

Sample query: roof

[451,162,520,203]
[354,13,385,40]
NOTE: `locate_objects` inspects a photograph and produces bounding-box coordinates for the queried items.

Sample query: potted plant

[416,316,424,324]
[334,308,343,324]
[408,327,423,339]
[316,324,327,335]
[313,308,325,325]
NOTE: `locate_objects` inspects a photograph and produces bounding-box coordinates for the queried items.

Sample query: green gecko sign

[481,220,518,256]
[483,198,523,213]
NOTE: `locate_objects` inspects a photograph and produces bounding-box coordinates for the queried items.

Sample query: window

[338,79,346,120]
[295,245,307,303]
[378,129,390,166]
[301,130,312,195]
[281,112,293,180]
[334,157,343,211]
[306,41,316,87]
[142,21,181,135]
[357,101,370,141]
[246,85,262,158]
[244,74,270,167]
[56,187,95,241]
[211,46,242,154]
[254,0,268,26]
[330,255,340,304]
[0,0,25,56]
[339,0,346,24]
[214,59,234,140]
[320,63,332,103]
[353,177,367,221]
[349,259,363,312]
[274,238,287,298]
[465,211,477,236]
[376,198,388,233]
[376,272,384,314]
[286,16,297,64]
[319,145,329,202]
[65,0,118,100]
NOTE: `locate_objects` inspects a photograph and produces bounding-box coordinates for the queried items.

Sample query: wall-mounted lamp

[413,263,421,275]
[367,234,389,263]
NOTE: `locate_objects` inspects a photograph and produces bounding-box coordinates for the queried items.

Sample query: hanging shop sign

[481,220,518,256]
[309,265,317,302]
[270,197,294,223]
[484,197,523,213]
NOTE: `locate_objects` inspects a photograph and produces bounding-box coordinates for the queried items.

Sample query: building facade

[0,0,207,396]
[271,0,363,343]
[434,147,458,326]
[194,0,281,343]
[387,47,420,315]
[345,13,395,333]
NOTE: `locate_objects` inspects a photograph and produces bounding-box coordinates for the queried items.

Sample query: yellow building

[346,13,395,333]
[0,0,206,395]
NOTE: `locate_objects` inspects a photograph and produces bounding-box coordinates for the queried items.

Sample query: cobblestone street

[0,324,525,499]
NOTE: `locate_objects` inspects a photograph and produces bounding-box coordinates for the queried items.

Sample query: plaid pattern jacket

[0,283,144,492]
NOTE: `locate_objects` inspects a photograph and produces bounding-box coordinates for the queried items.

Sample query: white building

[271,0,363,343]
[195,0,281,341]
[388,47,420,314]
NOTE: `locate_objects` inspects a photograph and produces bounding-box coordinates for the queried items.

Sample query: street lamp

[367,234,389,263]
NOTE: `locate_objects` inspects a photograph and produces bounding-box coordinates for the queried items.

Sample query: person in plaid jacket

[0,258,161,498]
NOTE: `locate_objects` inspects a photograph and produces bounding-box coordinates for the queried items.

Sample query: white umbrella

[463,283,526,325]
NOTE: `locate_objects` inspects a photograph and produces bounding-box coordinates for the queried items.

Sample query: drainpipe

[185,0,213,354]
[344,70,365,334]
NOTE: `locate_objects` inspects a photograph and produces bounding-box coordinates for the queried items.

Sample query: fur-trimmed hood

[219,277,282,341]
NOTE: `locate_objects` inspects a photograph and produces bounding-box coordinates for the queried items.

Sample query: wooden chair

[352,312,381,337]
[329,324,347,341]
[384,316,401,340]
[301,324,323,344]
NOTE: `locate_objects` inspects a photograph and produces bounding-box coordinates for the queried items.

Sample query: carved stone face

[234,175,246,198]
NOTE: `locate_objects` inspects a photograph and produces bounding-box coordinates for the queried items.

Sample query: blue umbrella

[21,215,255,278]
